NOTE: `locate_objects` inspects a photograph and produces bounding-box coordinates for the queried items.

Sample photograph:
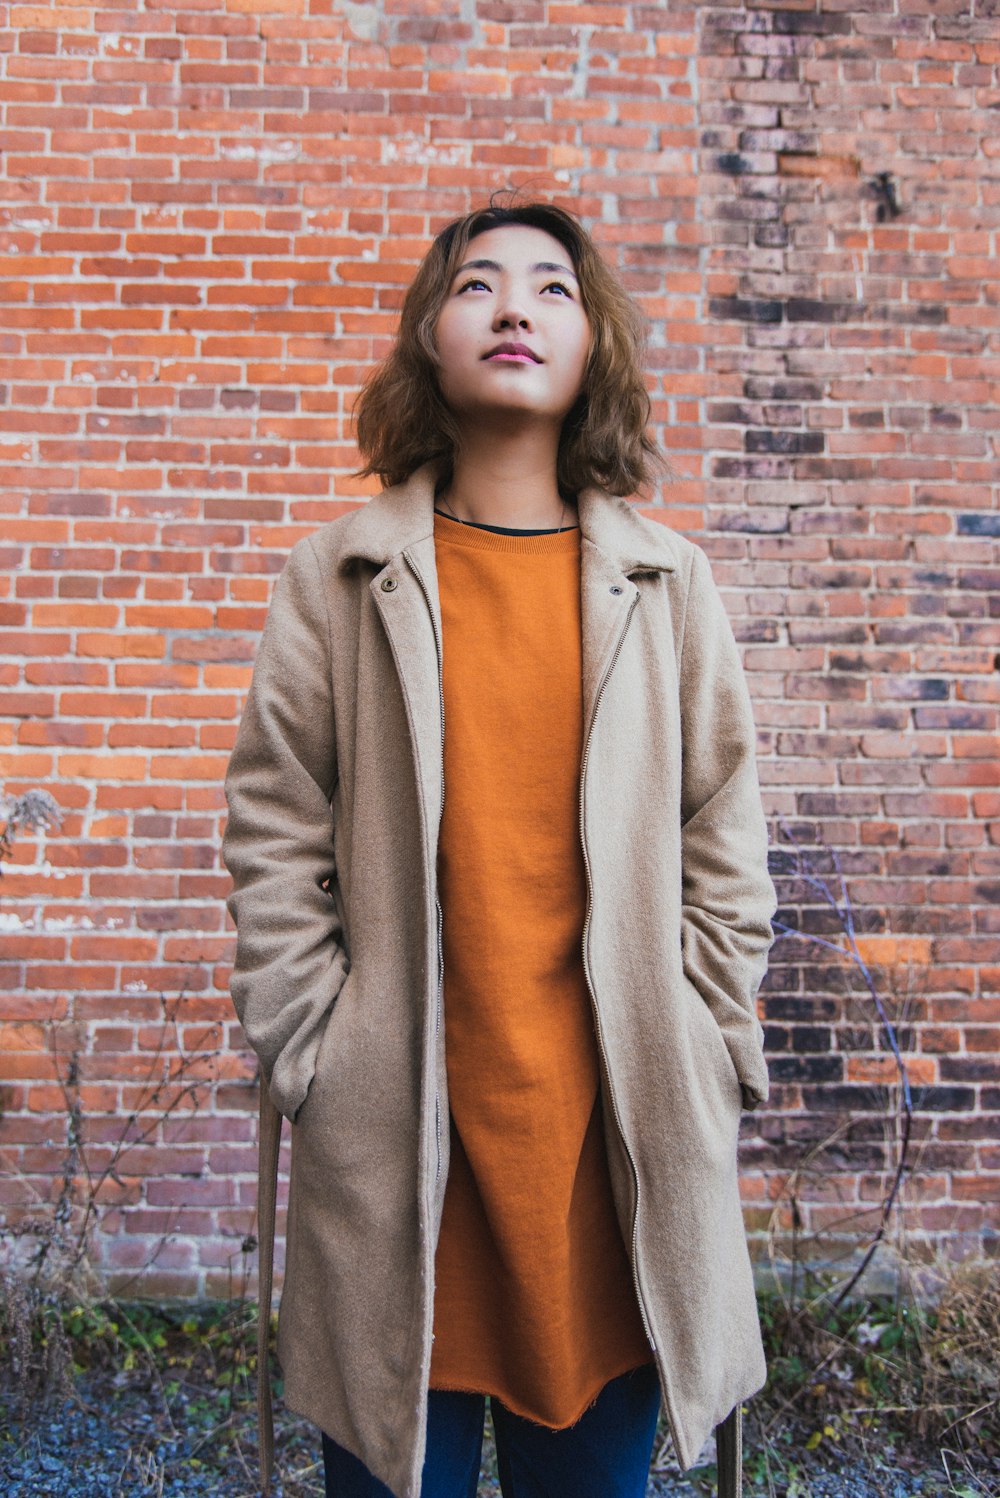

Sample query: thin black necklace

[435,488,570,533]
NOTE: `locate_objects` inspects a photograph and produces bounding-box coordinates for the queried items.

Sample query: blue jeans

[321,1362,661,1498]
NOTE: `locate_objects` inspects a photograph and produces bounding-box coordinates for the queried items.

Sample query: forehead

[458,222,574,272]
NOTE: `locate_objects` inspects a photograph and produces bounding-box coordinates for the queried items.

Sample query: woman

[221,194,777,1498]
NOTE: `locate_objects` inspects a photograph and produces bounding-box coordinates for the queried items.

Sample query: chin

[469,384,569,416]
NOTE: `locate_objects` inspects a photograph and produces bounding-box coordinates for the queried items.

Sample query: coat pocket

[292,967,354,1130]
[680,971,744,1117]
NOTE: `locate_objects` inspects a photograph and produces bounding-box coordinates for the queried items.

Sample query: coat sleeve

[677,542,776,1111]
[221,534,351,1124]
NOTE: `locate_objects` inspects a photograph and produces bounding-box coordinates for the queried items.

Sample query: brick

[0,0,995,1297]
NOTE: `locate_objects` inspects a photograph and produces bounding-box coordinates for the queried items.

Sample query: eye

[455,277,574,297]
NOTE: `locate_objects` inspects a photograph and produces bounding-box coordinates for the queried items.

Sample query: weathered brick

[1,0,996,1298]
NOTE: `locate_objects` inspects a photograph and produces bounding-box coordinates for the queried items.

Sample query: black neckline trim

[433,507,578,537]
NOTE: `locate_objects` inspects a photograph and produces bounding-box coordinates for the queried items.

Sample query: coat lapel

[369,532,446,847]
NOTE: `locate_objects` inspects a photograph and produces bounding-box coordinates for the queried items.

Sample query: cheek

[432,316,463,383]
[565,326,591,392]
[567,314,590,359]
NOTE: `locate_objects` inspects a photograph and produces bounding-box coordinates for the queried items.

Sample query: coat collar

[335,458,679,576]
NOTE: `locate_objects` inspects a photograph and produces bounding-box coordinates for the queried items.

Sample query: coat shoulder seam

[675,542,701,670]
[303,533,334,670]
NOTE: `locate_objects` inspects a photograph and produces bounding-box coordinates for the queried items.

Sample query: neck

[436,420,574,529]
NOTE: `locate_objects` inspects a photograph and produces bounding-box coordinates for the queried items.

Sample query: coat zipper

[384,554,694,1490]
[576,590,658,1354]
[408,548,649,1285]
[403,550,446,1184]
[434,896,443,1180]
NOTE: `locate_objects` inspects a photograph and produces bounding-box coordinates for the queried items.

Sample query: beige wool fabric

[221,458,777,1497]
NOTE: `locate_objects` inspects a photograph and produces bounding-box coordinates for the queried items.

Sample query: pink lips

[485,342,541,363]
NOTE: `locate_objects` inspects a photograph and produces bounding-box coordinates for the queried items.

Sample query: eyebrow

[453,257,579,282]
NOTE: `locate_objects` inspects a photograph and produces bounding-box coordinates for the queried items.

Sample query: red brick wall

[1,2,997,1298]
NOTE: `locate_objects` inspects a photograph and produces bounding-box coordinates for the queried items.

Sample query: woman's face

[432,223,592,429]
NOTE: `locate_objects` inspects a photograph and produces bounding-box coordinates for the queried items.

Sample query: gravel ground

[0,1372,990,1498]
[0,1376,255,1497]
[643,1434,980,1498]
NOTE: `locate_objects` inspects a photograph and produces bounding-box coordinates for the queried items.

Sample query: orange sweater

[427,509,653,1427]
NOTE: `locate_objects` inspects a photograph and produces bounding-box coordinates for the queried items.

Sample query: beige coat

[221,458,777,1498]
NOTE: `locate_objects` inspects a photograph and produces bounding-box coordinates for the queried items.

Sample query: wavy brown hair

[351,191,672,498]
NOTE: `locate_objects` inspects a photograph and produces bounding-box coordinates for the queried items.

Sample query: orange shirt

[428,508,653,1428]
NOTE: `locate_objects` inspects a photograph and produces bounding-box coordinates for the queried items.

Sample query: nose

[492,292,532,332]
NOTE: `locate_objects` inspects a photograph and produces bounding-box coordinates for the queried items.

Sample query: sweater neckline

[433,508,580,555]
